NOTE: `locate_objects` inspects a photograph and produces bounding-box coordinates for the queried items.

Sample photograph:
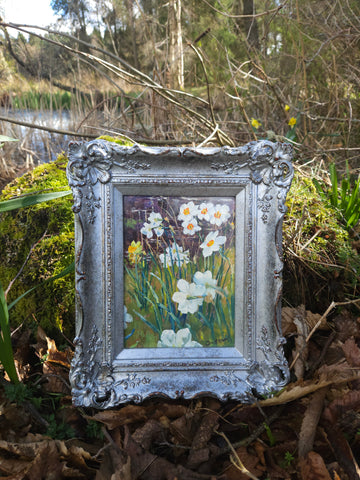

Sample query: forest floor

[1,302,360,480]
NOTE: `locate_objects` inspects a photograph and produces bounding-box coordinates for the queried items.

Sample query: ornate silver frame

[66,139,294,408]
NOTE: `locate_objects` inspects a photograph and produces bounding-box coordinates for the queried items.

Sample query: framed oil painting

[66,139,294,408]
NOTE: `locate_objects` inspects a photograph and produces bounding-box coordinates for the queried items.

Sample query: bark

[234,0,260,50]
[167,0,184,90]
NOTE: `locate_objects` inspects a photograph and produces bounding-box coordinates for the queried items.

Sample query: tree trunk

[167,0,184,90]
[125,0,139,70]
[236,0,260,50]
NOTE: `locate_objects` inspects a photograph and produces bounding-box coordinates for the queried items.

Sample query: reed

[11,91,72,110]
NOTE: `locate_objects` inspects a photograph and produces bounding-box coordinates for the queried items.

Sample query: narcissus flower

[209,204,231,226]
[140,211,164,238]
[157,328,203,347]
[159,242,190,268]
[148,212,162,226]
[140,222,154,238]
[251,118,262,129]
[148,212,164,236]
[284,104,290,111]
[200,231,226,257]
[178,201,199,222]
[182,218,201,235]
[172,279,205,314]
[288,117,297,127]
[193,270,218,299]
[197,202,214,221]
[128,240,142,262]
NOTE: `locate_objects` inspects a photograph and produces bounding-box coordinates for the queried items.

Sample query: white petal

[172,291,187,304]
[158,329,176,347]
[177,279,190,293]
[215,235,226,245]
[189,282,206,297]
[175,328,192,347]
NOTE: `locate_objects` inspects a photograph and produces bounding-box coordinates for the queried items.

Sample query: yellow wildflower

[128,240,142,263]
[284,104,290,111]
[288,117,297,127]
[251,118,262,129]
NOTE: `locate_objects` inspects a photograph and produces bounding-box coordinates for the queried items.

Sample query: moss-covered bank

[283,171,359,311]
[0,156,74,340]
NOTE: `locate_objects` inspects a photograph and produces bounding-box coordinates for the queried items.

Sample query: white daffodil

[159,243,190,268]
[172,279,205,314]
[178,201,199,222]
[193,270,218,299]
[200,231,226,257]
[197,202,214,221]
[148,212,164,237]
[209,204,231,226]
[157,328,203,347]
[124,306,133,328]
[182,218,201,236]
[153,225,164,237]
[140,222,154,239]
[148,211,162,226]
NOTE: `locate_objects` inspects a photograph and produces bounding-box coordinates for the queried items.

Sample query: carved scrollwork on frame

[69,326,109,407]
[67,139,293,225]
[70,326,151,407]
[67,141,113,223]
[248,142,293,223]
[253,325,290,393]
[211,141,294,224]
[67,141,151,223]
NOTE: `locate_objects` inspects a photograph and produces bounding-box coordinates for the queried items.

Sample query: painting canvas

[123,196,235,348]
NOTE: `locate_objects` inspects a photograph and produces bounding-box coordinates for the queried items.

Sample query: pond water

[0,108,84,164]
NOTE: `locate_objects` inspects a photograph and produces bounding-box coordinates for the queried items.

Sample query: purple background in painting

[123,195,235,254]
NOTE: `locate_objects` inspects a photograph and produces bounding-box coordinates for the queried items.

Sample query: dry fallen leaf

[293,314,309,380]
[92,403,188,430]
[323,390,360,425]
[258,358,360,407]
[342,337,360,367]
[282,305,327,336]
[299,451,332,480]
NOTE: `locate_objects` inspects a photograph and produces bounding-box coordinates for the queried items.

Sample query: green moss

[283,171,359,310]
[285,172,350,256]
[97,135,134,146]
[0,155,75,339]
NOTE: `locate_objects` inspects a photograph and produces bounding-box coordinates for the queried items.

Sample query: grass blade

[0,191,71,213]
[0,281,19,383]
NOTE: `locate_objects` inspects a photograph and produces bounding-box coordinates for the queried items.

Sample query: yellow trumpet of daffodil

[251,118,262,129]
[128,240,143,262]
[288,117,297,127]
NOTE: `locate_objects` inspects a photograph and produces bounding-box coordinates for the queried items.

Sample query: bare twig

[0,115,98,139]
[216,430,261,480]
